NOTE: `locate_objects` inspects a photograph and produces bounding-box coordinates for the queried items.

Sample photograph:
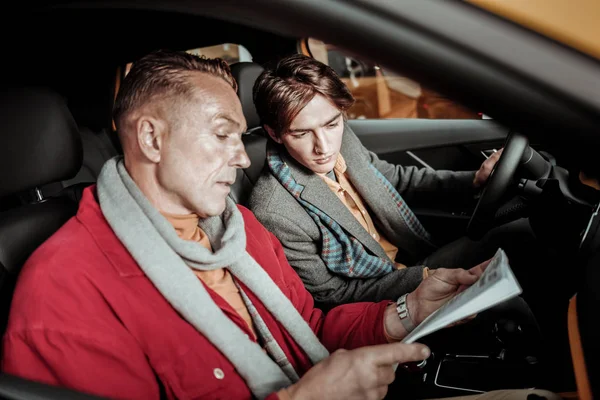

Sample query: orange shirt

[163,213,294,399]
[162,212,259,341]
[319,154,407,270]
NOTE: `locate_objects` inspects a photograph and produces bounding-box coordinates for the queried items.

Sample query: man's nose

[314,130,330,155]
[232,144,251,169]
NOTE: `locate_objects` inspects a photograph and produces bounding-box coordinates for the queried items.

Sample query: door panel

[347,119,510,242]
[347,119,509,156]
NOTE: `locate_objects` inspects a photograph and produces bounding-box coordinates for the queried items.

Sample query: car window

[304,38,484,120]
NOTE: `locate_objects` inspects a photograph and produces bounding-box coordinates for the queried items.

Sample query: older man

[1,49,557,400]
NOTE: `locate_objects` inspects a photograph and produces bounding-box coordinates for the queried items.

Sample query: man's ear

[265,125,283,144]
[136,117,166,163]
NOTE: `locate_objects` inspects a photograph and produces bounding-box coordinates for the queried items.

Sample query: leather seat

[35,126,119,203]
[229,61,268,206]
[62,126,119,186]
[0,87,83,334]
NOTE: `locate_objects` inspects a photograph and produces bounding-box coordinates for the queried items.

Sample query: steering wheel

[467,132,529,240]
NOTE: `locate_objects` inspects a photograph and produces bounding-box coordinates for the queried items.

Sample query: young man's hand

[474,148,503,188]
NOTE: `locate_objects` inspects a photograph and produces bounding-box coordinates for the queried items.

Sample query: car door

[348,118,508,243]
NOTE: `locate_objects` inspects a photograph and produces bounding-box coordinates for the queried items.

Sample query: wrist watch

[396,293,416,333]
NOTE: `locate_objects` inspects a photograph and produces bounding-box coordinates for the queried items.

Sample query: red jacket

[2,186,389,400]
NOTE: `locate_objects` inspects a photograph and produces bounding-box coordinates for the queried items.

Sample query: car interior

[1,1,599,399]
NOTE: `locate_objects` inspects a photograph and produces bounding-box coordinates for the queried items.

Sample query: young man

[249,54,507,307]
[0,49,558,400]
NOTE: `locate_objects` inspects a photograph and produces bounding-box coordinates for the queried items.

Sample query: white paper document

[401,248,522,344]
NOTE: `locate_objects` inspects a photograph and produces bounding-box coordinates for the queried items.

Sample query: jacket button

[213,368,225,380]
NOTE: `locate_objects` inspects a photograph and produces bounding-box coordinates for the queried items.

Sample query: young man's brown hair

[253,54,355,136]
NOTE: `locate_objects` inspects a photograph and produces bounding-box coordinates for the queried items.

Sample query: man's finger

[435,268,479,286]
[485,157,497,168]
[457,268,481,285]
[485,148,503,169]
[469,258,492,277]
[376,365,397,385]
[363,342,430,367]
[376,385,390,399]
[490,148,503,158]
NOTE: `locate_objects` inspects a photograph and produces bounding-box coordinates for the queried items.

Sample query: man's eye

[292,132,307,138]
[217,134,229,141]
[327,122,339,129]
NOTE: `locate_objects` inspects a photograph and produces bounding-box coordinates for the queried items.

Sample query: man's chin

[197,201,228,219]
[312,161,336,175]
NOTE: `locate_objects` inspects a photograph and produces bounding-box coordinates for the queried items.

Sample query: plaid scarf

[267,146,432,278]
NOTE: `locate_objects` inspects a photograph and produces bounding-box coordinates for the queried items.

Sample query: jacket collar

[340,127,438,261]
[280,125,389,260]
[76,185,145,277]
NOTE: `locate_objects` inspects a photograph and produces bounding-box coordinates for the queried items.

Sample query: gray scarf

[96,157,329,399]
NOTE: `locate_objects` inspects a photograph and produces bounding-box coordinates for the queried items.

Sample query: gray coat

[249,125,476,307]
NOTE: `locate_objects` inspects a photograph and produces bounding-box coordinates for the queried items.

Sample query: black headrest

[0,87,83,197]
[230,62,264,130]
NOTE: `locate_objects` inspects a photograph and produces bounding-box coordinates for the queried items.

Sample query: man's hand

[286,342,430,400]
[407,260,491,326]
[474,148,503,188]
[383,258,492,341]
